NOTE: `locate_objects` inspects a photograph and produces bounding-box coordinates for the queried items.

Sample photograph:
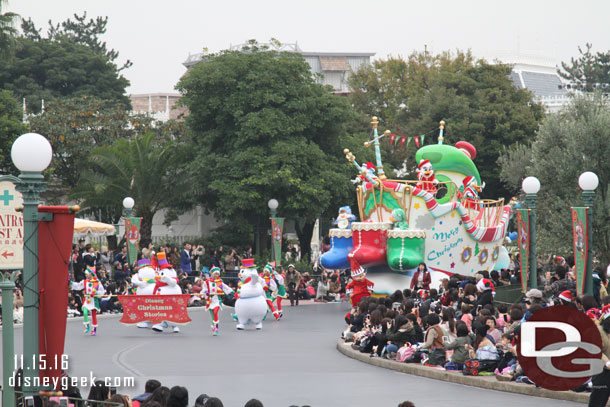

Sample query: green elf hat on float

[210,266,221,276]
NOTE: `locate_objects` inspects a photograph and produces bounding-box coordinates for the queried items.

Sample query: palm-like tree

[0,1,19,58]
[72,132,188,241]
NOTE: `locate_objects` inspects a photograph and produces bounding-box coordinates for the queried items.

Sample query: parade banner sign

[271,217,284,267]
[38,206,76,388]
[124,217,142,266]
[516,209,530,293]
[118,294,192,324]
[571,207,588,296]
[0,180,23,270]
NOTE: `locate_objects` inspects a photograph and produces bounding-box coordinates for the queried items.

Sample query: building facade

[183,42,375,94]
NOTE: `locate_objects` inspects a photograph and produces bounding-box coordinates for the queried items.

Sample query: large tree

[0,14,130,113]
[72,132,190,241]
[0,0,19,59]
[21,12,132,72]
[498,95,610,263]
[349,51,544,200]
[176,41,356,258]
[559,43,610,92]
[0,90,27,171]
[28,96,186,204]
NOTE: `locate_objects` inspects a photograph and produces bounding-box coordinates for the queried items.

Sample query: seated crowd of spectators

[342,263,609,387]
[40,378,416,407]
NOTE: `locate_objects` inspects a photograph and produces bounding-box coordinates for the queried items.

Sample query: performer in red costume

[345,257,374,307]
[415,159,438,194]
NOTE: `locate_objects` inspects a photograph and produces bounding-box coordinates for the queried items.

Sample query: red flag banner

[516,209,530,293]
[571,207,588,295]
[390,133,396,145]
[118,294,192,325]
[399,137,407,146]
[38,206,76,388]
[414,136,420,148]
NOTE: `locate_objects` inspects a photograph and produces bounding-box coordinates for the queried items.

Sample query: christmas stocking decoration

[348,222,390,267]
[386,229,426,271]
[320,229,353,270]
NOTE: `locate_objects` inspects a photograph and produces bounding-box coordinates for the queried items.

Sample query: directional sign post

[0,180,24,270]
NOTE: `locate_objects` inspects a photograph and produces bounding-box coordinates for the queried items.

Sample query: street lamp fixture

[522,176,540,290]
[579,171,598,295]
[268,198,278,218]
[123,196,135,218]
[11,133,53,396]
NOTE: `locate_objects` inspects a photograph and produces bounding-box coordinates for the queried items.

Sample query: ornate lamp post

[123,197,135,218]
[11,133,53,396]
[522,176,540,290]
[268,199,278,259]
[0,271,18,406]
[578,171,599,296]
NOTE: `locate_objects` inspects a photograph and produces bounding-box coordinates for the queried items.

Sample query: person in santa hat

[203,266,234,336]
[352,162,378,185]
[345,257,374,307]
[70,266,106,336]
[460,176,485,200]
[557,290,577,307]
[415,159,438,193]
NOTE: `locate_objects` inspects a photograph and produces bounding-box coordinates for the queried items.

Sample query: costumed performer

[235,258,268,330]
[261,262,282,320]
[415,159,438,194]
[204,266,234,336]
[70,266,106,336]
[272,264,287,315]
[151,252,182,333]
[345,257,374,307]
[131,258,158,329]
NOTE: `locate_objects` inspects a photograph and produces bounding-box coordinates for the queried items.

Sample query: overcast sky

[6,0,610,95]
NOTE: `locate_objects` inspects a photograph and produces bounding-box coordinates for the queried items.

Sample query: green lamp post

[0,271,18,407]
[268,199,278,260]
[579,171,599,296]
[11,133,53,396]
[522,176,540,290]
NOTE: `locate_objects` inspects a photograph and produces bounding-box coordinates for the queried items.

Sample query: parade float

[321,117,513,294]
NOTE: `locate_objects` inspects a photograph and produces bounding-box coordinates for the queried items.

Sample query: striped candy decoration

[411,186,511,243]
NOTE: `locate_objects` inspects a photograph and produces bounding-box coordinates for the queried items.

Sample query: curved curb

[336,340,589,404]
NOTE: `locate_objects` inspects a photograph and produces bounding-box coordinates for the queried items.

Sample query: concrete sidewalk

[337,340,589,405]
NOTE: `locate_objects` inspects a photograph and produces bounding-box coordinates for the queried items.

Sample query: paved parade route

[7,303,584,407]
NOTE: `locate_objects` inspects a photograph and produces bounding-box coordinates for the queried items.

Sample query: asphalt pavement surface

[6,302,586,407]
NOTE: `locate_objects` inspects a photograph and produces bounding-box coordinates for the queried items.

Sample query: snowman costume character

[204,266,234,336]
[415,159,438,194]
[151,252,182,333]
[71,266,106,336]
[234,259,268,330]
[334,206,357,229]
[131,258,158,328]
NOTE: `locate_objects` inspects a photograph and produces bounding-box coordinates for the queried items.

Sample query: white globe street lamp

[578,171,599,191]
[11,133,53,173]
[522,176,541,195]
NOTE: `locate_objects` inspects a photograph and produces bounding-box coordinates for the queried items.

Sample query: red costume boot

[348,222,390,268]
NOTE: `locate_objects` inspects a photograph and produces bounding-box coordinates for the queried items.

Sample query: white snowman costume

[131,259,158,328]
[151,258,183,333]
[235,267,268,330]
